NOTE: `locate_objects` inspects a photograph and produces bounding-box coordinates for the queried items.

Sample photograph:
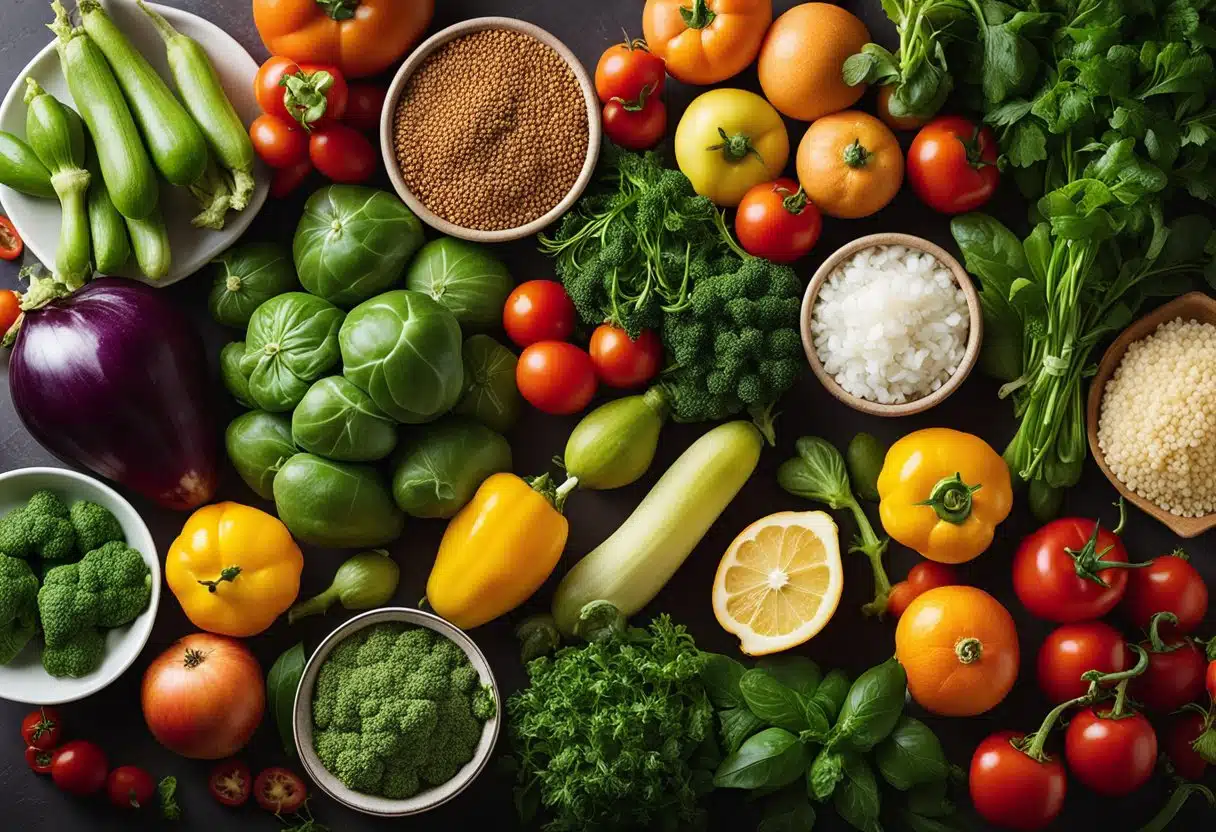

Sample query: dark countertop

[0,1,1212,830]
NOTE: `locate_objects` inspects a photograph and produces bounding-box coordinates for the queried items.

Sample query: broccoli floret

[737,374,769,405]
[766,328,803,358]
[726,297,757,327]
[0,490,76,561]
[472,686,497,722]
[76,541,151,628]
[42,627,104,678]
[450,663,479,694]
[69,500,124,554]
[0,554,39,664]
[380,763,421,800]
[38,563,99,648]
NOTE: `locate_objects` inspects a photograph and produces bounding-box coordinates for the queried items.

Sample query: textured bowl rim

[799,233,984,418]
[379,16,601,243]
[293,607,502,817]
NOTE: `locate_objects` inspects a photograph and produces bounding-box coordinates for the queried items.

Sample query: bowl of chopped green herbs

[292,607,501,817]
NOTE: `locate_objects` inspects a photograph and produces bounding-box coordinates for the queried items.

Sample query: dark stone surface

[0,1,1210,830]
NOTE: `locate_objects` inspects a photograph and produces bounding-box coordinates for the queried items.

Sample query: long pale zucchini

[0,132,55,199]
[125,208,171,280]
[50,0,158,221]
[552,420,765,635]
[85,142,130,275]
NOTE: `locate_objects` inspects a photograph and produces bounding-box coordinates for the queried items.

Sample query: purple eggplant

[7,274,217,510]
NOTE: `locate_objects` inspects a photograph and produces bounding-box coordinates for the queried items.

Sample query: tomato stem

[842,139,873,169]
[680,0,716,30]
[1136,782,1215,832]
[315,0,359,22]
[954,636,983,664]
[915,472,981,525]
[780,186,810,216]
[197,566,242,593]
[707,128,765,164]
[1018,694,1086,762]
[1145,611,1182,654]
[611,83,655,113]
[182,648,208,669]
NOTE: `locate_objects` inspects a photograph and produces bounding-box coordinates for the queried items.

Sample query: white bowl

[0,467,161,705]
[0,0,269,286]
[293,607,502,817]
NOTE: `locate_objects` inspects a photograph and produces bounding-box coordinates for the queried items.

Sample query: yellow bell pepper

[877,428,1013,564]
[166,502,304,637]
[427,473,574,629]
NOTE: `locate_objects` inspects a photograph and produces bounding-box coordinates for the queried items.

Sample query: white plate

[0,467,161,705]
[0,0,269,286]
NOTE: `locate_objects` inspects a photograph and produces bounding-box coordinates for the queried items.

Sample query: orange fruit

[758,3,870,122]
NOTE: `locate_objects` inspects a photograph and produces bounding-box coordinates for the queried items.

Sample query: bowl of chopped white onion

[800,233,982,417]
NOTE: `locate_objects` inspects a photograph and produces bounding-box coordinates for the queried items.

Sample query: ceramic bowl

[380,16,600,243]
[293,607,501,817]
[1086,292,1216,538]
[800,233,983,417]
[0,467,160,705]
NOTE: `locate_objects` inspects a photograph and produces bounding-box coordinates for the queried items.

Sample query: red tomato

[886,582,917,618]
[208,759,252,807]
[107,766,156,810]
[50,740,108,796]
[1131,636,1208,712]
[310,124,377,184]
[1064,707,1157,796]
[1165,711,1209,780]
[603,94,667,151]
[254,56,299,123]
[1036,621,1128,704]
[270,159,314,199]
[293,63,349,128]
[25,746,54,775]
[517,341,598,415]
[253,767,308,814]
[20,707,62,750]
[907,115,1000,214]
[906,561,958,594]
[344,82,387,133]
[503,280,576,348]
[1121,552,1208,636]
[735,178,823,263]
[0,289,19,336]
[594,39,666,103]
[0,215,23,261]
[1012,517,1136,622]
[589,325,662,388]
[969,731,1066,831]
[250,115,309,169]
[1208,658,1216,701]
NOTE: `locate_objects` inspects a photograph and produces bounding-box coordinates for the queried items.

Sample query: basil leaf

[807,747,844,801]
[713,728,809,790]
[719,706,766,755]
[810,669,850,724]
[834,659,907,752]
[906,779,955,818]
[267,642,306,757]
[741,670,810,733]
[701,651,749,709]
[901,811,964,832]
[759,787,817,832]
[875,716,951,790]
[757,656,822,697]
[834,753,882,832]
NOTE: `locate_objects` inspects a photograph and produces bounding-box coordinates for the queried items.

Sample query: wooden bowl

[799,233,983,417]
[379,17,601,243]
[1086,292,1216,538]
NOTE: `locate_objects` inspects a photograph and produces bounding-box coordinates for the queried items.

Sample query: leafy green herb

[808,747,845,801]
[719,706,767,755]
[832,659,908,752]
[758,787,818,832]
[757,655,823,697]
[267,642,306,758]
[740,670,810,734]
[713,727,810,790]
[809,669,851,724]
[834,753,882,832]
[157,776,181,820]
[701,651,750,709]
[906,778,955,818]
[875,715,951,790]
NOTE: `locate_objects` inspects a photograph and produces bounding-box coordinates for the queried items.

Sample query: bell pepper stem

[197,565,242,594]
[1136,783,1215,832]
[915,472,982,525]
[315,0,359,21]
[680,0,716,29]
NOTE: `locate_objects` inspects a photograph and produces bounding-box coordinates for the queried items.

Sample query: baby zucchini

[85,142,130,275]
[125,208,172,281]
[0,132,55,199]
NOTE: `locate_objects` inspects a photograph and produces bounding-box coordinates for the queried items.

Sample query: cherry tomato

[253,767,308,814]
[1012,516,1137,622]
[517,341,598,416]
[270,159,314,199]
[50,740,108,796]
[309,124,377,184]
[1131,636,1208,712]
[250,115,309,169]
[906,561,958,594]
[254,56,299,123]
[1036,621,1128,704]
[969,731,1066,831]
[0,215,23,261]
[107,766,156,810]
[886,582,918,618]
[503,280,577,348]
[20,708,62,750]
[735,178,823,263]
[0,289,19,336]
[907,115,1000,214]
[25,746,54,775]
[1165,711,1209,780]
[344,83,387,133]
[1208,658,1216,701]
[603,94,667,151]
[589,325,662,388]
[1064,707,1157,796]
[1121,551,1208,636]
[594,38,665,104]
[209,759,252,807]
[294,63,349,128]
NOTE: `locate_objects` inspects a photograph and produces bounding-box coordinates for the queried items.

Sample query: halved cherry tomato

[107,766,156,810]
[907,115,1000,214]
[589,325,662,388]
[1131,635,1208,712]
[250,115,309,170]
[0,215,23,261]
[50,740,108,796]
[1036,621,1128,704]
[594,38,666,104]
[253,767,307,814]
[1064,707,1157,796]
[254,56,300,123]
[1165,710,1210,780]
[517,341,598,416]
[344,83,387,133]
[309,124,377,184]
[969,731,1066,831]
[503,280,576,348]
[1121,550,1208,636]
[208,759,252,807]
[735,178,822,264]
[0,289,19,335]
[25,746,54,775]
[270,160,314,199]
[603,94,667,151]
[21,708,62,750]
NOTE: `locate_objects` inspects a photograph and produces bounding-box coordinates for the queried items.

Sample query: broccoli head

[0,490,76,561]
[41,627,104,678]
[69,500,125,554]
[76,541,151,628]
[0,554,39,664]
[38,563,99,648]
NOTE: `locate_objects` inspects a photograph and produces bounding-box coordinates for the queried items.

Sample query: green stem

[915,473,982,524]
[197,565,242,593]
[1145,612,1181,653]
[1019,693,1088,762]
[842,139,872,168]
[847,499,892,616]
[1137,783,1215,832]
[287,586,340,623]
[315,0,359,21]
[680,0,716,29]
[707,127,764,164]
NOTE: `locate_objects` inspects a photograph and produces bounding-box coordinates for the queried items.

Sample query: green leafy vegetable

[208,242,298,328]
[241,292,345,413]
[834,753,882,832]
[390,418,511,519]
[157,776,181,820]
[713,727,810,790]
[291,376,398,462]
[757,655,823,697]
[267,642,305,757]
[832,659,908,752]
[759,787,817,832]
[739,670,810,734]
[874,715,951,790]
[701,651,750,709]
[810,669,851,724]
[453,334,522,433]
[808,747,844,801]
[405,238,514,329]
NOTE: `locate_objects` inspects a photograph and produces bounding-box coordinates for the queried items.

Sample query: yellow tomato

[675,88,789,207]
[796,110,903,219]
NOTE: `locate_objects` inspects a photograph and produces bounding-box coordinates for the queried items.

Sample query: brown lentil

[393,29,589,232]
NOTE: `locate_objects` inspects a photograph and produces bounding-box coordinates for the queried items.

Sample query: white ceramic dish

[0,0,269,286]
[0,467,160,705]
[293,607,501,817]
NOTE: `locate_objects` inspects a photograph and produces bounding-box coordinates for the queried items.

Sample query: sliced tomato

[208,759,252,807]
[253,767,307,814]
[0,215,24,261]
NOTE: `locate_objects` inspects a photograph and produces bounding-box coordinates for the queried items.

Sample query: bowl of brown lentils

[381,17,601,243]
